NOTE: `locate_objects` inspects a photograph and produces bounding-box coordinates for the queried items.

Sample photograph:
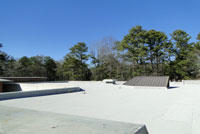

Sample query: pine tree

[63,42,91,80]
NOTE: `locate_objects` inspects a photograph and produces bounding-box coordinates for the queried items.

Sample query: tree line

[1,25,200,81]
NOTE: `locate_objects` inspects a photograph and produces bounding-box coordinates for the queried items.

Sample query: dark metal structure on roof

[124,76,169,88]
[0,77,48,93]
[0,79,13,93]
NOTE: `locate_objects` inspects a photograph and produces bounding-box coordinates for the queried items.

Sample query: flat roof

[0,81,200,134]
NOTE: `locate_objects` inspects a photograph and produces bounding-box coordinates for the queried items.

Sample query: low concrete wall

[18,82,74,91]
[0,105,149,134]
[182,80,200,85]
[0,87,81,101]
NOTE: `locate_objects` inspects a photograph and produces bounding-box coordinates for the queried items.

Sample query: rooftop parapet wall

[0,87,81,101]
[182,80,200,85]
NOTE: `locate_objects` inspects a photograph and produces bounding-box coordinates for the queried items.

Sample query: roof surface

[0,81,200,134]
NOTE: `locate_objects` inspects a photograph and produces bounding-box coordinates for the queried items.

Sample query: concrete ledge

[18,82,75,91]
[0,105,149,134]
[182,80,200,85]
[0,87,81,101]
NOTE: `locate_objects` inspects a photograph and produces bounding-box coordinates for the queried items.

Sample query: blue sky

[0,0,200,60]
